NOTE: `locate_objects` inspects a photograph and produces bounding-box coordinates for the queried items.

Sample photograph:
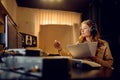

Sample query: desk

[0,64,118,80]
[71,67,115,80]
[0,56,119,80]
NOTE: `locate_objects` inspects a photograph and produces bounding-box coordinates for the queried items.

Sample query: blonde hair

[79,19,100,43]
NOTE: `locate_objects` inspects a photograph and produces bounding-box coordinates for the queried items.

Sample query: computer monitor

[7,16,18,49]
[2,15,22,49]
[0,15,8,49]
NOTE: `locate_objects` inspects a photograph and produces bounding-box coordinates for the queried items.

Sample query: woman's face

[81,23,91,37]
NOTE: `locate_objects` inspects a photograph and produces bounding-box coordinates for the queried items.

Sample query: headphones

[90,22,97,37]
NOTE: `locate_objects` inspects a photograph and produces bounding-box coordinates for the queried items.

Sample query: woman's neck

[85,36,93,42]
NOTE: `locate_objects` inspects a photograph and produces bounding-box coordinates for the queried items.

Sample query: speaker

[42,57,71,80]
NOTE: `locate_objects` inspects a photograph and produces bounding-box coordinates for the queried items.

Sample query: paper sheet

[67,42,98,58]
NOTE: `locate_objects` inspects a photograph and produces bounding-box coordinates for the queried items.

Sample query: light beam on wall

[41,0,63,2]
[38,9,81,25]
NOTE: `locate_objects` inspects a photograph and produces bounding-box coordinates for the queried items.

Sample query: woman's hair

[79,19,100,43]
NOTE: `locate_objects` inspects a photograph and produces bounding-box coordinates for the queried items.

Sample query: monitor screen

[8,19,17,48]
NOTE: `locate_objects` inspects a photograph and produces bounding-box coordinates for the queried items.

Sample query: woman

[54,19,113,68]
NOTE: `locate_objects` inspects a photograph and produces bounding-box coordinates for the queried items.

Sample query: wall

[17,7,81,48]
[0,13,4,33]
[0,0,82,53]
[17,7,38,35]
[39,25,72,53]
[1,0,17,23]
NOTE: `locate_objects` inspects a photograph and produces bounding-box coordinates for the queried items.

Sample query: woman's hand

[88,56,97,61]
[54,40,62,50]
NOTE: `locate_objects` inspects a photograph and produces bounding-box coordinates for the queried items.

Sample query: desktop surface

[0,56,119,80]
[0,64,118,80]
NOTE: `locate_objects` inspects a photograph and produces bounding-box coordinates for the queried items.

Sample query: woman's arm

[58,49,72,56]
[54,40,72,56]
[95,41,113,68]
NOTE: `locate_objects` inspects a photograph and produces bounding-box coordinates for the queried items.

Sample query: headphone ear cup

[90,26,97,37]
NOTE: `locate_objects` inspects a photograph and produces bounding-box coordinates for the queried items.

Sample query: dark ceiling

[16,0,94,12]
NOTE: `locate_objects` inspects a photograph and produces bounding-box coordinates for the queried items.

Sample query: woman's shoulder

[98,39,107,43]
[98,39,109,46]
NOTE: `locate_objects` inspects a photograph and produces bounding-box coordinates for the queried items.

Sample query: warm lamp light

[57,0,62,2]
[38,10,80,25]
[40,0,62,3]
[49,0,55,2]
